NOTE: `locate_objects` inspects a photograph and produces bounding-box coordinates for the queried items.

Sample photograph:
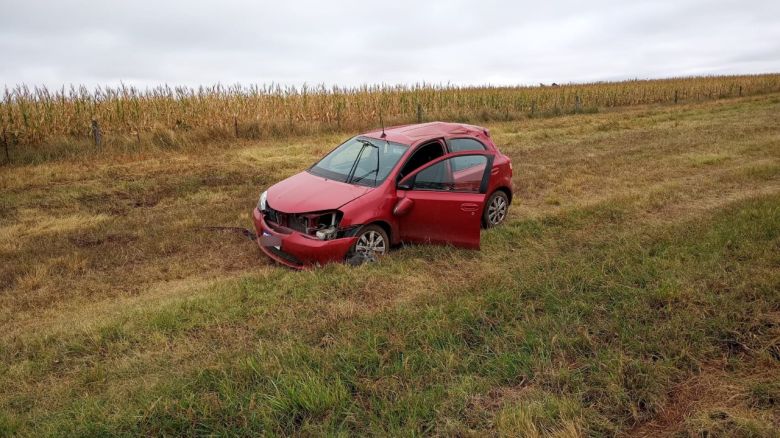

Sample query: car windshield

[308,136,409,187]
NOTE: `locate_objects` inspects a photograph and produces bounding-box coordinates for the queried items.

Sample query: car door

[394,152,494,249]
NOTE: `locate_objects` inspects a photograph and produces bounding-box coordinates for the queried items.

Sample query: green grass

[1,94,779,436]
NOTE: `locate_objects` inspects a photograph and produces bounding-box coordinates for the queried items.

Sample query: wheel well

[369,220,392,240]
[495,187,513,204]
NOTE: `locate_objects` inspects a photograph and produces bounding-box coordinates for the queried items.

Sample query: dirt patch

[627,361,779,437]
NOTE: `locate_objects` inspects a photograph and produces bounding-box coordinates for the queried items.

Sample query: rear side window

[448,138,486,153]
[448,138,488,172]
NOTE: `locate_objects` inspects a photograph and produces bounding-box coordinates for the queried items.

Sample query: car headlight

[258,190,268,211]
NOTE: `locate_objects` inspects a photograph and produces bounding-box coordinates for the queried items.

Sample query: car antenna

[380,110,386,138]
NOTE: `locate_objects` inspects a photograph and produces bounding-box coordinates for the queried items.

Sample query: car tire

[347,224,389,264]
[483,191,509,228]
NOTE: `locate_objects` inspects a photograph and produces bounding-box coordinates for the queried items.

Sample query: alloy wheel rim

[488,196,507,225]
[356,230,386,257]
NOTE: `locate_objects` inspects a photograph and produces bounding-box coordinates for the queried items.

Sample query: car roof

[361,121,488,145]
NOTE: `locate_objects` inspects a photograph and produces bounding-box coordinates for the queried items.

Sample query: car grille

[265,203,307,234]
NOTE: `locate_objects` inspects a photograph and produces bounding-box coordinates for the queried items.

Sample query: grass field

[1,92,779,436]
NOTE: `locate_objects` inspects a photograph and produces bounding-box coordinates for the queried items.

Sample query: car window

[412,155,487,193]
[448,138,486,153]
[398,141,445,180]
[310,136,408,186]
[448,138,487,172]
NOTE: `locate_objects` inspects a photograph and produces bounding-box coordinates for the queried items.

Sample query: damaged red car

[253,122,513,268]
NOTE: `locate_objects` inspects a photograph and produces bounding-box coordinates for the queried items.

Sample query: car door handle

[460,203,479,212]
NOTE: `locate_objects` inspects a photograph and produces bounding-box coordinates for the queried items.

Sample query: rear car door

[395,152,494,249]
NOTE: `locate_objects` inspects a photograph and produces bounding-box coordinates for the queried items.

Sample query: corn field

[2,74,779,148]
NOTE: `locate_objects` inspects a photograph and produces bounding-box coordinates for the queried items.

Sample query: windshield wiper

[349,139,380,186]
[351,168,378,184]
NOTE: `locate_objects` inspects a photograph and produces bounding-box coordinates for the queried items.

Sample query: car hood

[266,171,372,213]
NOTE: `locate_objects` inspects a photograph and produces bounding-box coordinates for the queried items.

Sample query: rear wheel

[483,191,509,227]
[348,224,389,264]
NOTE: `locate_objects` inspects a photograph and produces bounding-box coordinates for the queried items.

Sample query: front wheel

[483,191,509,228]
[347,224,389,265]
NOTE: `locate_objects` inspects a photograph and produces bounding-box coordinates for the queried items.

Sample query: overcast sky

[1,0,778,89]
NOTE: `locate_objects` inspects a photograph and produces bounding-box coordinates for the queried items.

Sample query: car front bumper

[252,208,357,269]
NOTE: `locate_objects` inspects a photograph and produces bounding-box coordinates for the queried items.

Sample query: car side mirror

[393,197,414,216]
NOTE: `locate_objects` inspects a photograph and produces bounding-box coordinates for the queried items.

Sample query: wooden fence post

[575,95,581,113]
[91,119,101,147]
[2,128,9,164]
[674,90,678,104]
[234,116,239,138]
[530,100,536,117]
[417,103,423,123]
[739,85,742,97]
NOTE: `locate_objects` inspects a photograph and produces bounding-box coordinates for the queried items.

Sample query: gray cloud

[1,0,778,88]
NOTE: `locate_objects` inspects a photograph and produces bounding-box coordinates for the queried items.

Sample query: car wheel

[348,224,389,264]
[483,191,509,227]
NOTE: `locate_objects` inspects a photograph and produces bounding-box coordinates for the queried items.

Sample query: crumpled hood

[266,171,372,213]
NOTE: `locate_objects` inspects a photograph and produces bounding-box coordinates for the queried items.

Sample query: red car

[253,122,513,268]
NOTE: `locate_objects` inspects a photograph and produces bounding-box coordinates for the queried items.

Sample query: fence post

[575,95,581,113]
[234,116,239,138]
[417,103,423,123]
[2,128,9,164]
[91,119,101,147]
[739,85,742,97]
[336,104,341,130]
[530,100,536,117]
[674,90,678,104]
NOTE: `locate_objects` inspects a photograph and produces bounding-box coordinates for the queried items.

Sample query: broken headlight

[300,211,342,240]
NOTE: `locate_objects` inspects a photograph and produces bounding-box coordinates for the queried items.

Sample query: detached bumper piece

[252,208,357,269]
